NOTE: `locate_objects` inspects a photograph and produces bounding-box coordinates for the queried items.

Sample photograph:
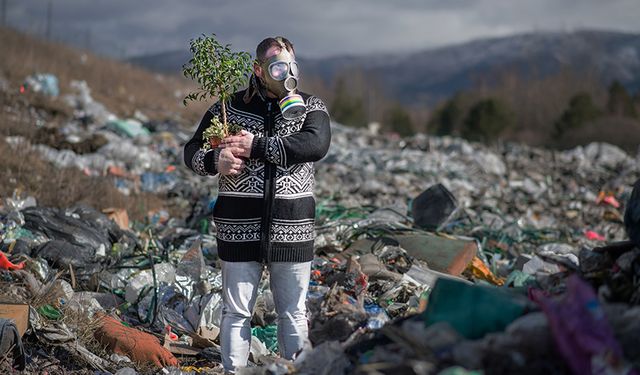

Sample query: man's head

[253,36,298,98]
[252,36,306,118]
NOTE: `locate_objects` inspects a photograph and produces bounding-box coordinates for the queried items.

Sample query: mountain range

[129,30,640,105]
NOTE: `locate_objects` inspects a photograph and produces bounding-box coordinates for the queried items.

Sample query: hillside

[0,26,210,219]
[130,29,640,105]
[0,26,208,124]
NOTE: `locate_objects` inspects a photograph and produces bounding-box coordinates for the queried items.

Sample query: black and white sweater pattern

[184,90,331,262]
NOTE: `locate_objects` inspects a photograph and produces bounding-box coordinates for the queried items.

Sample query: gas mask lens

[290,61,299,76]
[268,61,289,81]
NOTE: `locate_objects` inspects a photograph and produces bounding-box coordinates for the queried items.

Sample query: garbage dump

[1,78,640,374]
[21,73,59,97]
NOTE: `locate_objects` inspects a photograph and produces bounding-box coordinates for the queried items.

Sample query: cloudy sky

[6,0,640,59]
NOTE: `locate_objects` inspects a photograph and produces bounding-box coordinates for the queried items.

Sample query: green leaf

[181,33,253,107]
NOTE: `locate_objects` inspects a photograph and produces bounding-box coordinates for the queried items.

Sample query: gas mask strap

[275,37,287,50]
[242,74,267,104]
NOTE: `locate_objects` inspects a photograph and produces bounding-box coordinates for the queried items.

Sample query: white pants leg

[269,261,311,359]
[220,261,262,373]
[220,260,311,373]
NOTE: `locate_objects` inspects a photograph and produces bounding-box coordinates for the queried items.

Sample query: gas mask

[259,40,306,119]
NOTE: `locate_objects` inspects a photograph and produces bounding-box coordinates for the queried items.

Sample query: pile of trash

[1,75,640,374]
[317,125,638,250]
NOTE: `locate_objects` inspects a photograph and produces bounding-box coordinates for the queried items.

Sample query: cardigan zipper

[260,102,276,263]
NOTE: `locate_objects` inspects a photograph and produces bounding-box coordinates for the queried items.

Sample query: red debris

[0,251,25,270]
[596,191,621,209]
[585,230,606,241]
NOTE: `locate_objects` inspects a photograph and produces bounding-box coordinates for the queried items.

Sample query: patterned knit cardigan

[184,89,331,262]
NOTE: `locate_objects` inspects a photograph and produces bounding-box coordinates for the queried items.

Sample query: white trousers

[220,260,311,373]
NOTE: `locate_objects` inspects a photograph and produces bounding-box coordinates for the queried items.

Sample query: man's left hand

[219,130,254,158]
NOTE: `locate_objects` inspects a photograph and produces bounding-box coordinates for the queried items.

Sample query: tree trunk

[221,101,228,136]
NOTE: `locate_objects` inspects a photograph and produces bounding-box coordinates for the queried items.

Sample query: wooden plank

[345,233,476,276]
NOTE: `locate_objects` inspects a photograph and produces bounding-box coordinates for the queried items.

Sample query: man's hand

[219,130,254,158]
[218,147,245,176]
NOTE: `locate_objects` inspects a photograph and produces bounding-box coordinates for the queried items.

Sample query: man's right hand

[218,147,245,175]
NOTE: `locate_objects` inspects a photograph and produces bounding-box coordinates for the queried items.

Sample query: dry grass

[60,308,117,371]
[0,90,171,221]
[556,116,640,153]
[0,26,209,125]
[0,137,170,221]
[0,89,71,139]
[0,27,201,221]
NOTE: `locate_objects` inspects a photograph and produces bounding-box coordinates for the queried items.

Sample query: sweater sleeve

[250,96,331,167]
[184,103,222,176]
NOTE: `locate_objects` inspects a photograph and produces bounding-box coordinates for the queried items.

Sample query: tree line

[306,66,640,151]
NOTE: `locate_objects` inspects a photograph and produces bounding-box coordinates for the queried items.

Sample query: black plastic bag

[0,318,26,370]
[411,183,457,231]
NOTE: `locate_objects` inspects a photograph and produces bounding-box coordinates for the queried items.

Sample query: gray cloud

[6,0,640,58]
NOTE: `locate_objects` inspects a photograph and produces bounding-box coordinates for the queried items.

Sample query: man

[183,36,331,373]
